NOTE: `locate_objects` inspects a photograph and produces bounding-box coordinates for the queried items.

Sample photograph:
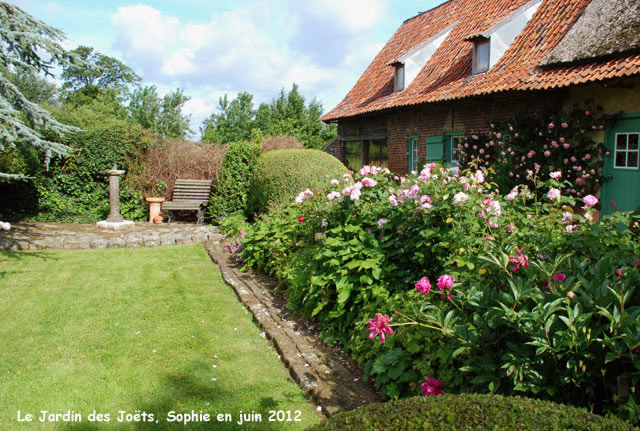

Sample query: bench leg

[197,208,204,224]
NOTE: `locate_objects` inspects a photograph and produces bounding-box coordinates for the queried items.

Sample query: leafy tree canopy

[0,1,79,179]
[128,85,192,139]
[201,84,336,149]
[201,92,255,145]
[61,45,141,98]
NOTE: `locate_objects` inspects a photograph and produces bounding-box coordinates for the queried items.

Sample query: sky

[10,0,446,137]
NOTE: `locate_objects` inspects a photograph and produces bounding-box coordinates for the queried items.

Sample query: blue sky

[11,0,445,136]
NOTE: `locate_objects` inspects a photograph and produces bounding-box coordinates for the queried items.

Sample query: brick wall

[330,89,565,174]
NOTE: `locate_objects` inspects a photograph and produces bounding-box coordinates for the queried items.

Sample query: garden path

[206,241,382,416]
[0,222,222,250]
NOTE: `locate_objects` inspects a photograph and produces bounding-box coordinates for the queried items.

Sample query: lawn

[0,244,320,430]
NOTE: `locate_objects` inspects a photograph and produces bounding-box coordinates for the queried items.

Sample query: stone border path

[205,241,381,416]
[0,222,222,251]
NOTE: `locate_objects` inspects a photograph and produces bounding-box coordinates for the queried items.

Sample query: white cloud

[302,0,389,31]
[110,1,392,132]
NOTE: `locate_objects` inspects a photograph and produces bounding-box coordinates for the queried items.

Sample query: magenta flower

[367,313,394,343]
[552,273,566,283]
[508,248,529,273]
[421,377,444,397]
[437,274,455,291]
[415,277,432,294]
[583,195,598,207]
[561,122,568,128]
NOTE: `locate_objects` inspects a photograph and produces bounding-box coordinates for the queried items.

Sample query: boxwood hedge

[306,394,638,431]
[247,149,347,216]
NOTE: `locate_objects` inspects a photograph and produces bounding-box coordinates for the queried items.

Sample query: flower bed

[237,162,640,424]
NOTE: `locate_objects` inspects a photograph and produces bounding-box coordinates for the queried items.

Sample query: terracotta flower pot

[153,214,163,224]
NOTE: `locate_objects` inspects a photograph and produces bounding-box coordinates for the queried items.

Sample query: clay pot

[153,214,163,224]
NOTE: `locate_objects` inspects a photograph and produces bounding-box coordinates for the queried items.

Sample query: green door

[601,114,640,216]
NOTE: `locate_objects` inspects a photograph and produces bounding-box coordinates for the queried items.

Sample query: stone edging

[0,222,222,251]
[204,241,381,417]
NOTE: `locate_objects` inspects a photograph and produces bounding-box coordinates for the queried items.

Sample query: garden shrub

[260,135,304,153]
[239,162,640,423]
[306,394,638,431]
[247,149,347,215]
[21,125,151,223]
[208,141,260,222]
[128,137,225,199]
[459,105,606,198]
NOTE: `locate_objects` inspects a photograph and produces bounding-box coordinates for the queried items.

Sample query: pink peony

[544,151,551,157]
[367,313,394,343]
[422,377,444,397]
[552,273,566,283]
[437,274,455,291]
[415,277,432,294]
[508,248,529,273]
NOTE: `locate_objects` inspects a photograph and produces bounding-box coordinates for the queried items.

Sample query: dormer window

[473,38,490,74]
[394,63,405,92]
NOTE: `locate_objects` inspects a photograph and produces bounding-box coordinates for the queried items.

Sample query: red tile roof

[321,0,640,122]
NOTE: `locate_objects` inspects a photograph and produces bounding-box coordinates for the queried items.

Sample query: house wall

[329,78,640,175]
[565,76,640,143]
[336,90,563,174]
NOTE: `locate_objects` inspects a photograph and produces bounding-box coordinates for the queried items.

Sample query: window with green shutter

[445,132,464,166]
[408,135,418,172]
[425,135,444,162]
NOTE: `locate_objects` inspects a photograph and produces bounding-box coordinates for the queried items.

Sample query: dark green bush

[247,149,347,215]
[307,394,638,431]
[208,141,260,221]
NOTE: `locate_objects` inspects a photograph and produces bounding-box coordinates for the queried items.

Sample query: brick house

[321,0,640,215]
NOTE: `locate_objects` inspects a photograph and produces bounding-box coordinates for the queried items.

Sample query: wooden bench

[162,179,213,224]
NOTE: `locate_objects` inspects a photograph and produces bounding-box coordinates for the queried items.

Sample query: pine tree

[0,2,79,180]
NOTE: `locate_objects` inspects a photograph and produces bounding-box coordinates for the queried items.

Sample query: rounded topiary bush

[247,149,347,215]
[306,394,638,431]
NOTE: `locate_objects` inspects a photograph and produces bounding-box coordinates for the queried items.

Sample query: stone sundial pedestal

[96,167,135,230]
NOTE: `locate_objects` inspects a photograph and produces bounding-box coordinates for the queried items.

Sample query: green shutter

[425,135,444,161]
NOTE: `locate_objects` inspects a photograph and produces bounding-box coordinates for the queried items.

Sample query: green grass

[0,244,320,430]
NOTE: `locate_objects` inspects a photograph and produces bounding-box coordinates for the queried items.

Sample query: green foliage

[254,84,337,149]
[247,149,347,215]
[208,141,260,221]
[217,212,250,237]
[200,84,336,148]
[307,394,638,431]
[239,162,640,422]
[128,86,192,138]
[61,45,141,97]
[201,92,255,144]
[0,1,79,179]
[29,125,150,222]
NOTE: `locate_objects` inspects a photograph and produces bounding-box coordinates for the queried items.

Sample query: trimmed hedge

[208,141,260,221]
[306,394,638,431]
[247,149,347,215]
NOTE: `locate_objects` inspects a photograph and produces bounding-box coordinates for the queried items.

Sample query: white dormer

[389,23,456,92]
[469,0,542,74]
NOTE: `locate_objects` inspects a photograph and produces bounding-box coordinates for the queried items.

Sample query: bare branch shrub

[128,137,226,199]
[260,135,304,153]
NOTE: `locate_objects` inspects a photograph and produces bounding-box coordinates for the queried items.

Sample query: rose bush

[238,162,640,423]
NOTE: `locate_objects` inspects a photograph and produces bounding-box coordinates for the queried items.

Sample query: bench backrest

[172,179,213,203]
